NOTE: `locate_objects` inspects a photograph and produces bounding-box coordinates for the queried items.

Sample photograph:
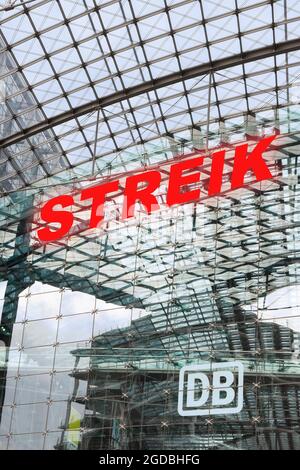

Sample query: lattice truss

[0,0,300,189]
[0,0,300,451]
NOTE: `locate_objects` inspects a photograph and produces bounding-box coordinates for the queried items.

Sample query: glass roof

[0,0,300,191]
[1,0,300,450]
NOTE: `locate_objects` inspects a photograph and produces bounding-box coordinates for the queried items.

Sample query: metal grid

[0,0,300,451]
[0,0,300,190]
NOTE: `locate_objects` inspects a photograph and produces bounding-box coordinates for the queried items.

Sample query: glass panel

[0,0,300,452]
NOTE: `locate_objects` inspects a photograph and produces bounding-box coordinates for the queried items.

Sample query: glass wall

[1,113,300,449]
[0,281,146,449]
[1,0,300,451]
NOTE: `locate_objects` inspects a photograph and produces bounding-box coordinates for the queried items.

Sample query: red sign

[36,135,276,243]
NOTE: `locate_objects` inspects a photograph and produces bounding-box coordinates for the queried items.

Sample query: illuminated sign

[36,135,276,243]
[178,361,244,417]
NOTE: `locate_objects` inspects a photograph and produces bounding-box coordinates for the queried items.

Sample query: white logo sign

[178,361,244,416]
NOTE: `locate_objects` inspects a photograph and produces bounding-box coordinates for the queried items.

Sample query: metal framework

[0,0,299,193]
[1,37,300,149]
[0,0,300,451]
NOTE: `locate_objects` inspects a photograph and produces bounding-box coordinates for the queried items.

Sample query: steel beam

[1,38,300,149]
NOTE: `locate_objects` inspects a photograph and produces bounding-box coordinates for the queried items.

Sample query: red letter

[208,150,225,196]
[81,180,119,228]
[167,157,203,207]
[231,135,276,189]
[122,171,161,219]
[37,195,74,242]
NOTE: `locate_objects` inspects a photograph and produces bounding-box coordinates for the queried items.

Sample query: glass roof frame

[0,0,300,192]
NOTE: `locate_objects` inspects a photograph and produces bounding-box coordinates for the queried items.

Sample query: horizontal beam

[1,38,300,149]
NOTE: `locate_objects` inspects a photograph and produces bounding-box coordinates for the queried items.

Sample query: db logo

[178,361,244,416]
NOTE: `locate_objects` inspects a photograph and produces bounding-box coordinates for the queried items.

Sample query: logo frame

[178,361,244,417]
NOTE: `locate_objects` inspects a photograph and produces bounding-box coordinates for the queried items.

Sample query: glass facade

[0,0,300,451]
